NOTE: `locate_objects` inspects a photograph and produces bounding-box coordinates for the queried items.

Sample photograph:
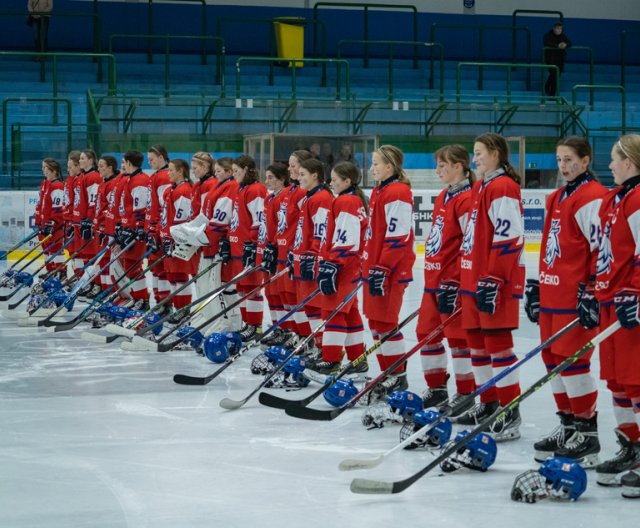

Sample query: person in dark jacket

[543,22,571,96]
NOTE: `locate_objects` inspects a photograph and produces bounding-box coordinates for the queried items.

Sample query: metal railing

[337,40,444,100]
[108,33,225,96]
[235,57,350,100]
[620,30,640,87]
[511,9,563,63]
[456,62,559,103]
[312,2,418,67]
[571,84,626,133]
[543,45,594,104]
[0,51,117,96]
[430,23,532,90]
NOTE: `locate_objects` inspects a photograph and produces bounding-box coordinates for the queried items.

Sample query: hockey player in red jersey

[259,162,291,339]
[417,145,475,417]
[144,145,171,312]
[363,145,416,397]
[290,158,334,356]
[115,150,150,310]
[66,151,84,279]
[458,133,524,442]
[525,137,607,466]
[93,155,121,293]
[159,159,197,316]
[190,152,218,219]
[34,167,48,243]
[304,161,368,379]
[590,135,640,494]
[76,149,103,298]
[228,155,267,341]
[39,158,66,273]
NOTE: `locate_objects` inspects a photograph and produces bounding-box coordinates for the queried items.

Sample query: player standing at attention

[63,151,82,280]
[417,145,475,418]
[39,158,66,274]
[591,135,640,495]
[363,145,416,398]
[457,133,525,442]
[525,136,606,466]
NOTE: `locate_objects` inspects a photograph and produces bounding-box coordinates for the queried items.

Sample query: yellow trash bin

[274,17,305,68]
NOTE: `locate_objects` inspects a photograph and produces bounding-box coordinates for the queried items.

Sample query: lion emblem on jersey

[107,189,115,209]
[230,202,239,233]
[425,216,444,257]
[544,219,561,268]
[461,210,476,255]
[596,221,614,276]
[73,191,80,208]
[293,217,304,250]
[258,217,267,245]
[277,203,287,234]
[160,205,167,229]
[63,189,70,207]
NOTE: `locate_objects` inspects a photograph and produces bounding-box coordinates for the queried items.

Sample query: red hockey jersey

[94,174,121,238]
[62,174,76,224]
[321,189,367,308]
[229,181,267,258]
[40,179,64,229]
[161,181,197,274]
[259,188,286,260]
[459,172,525,299]
[145,166,171,233]
[202,176,239,256]
[117,169,150,260]
[275,183,307,263]
[539,177,607,312]
[362,177,415,283]
[191,174,217,219]
[595,178,640,303]
[423,182,471,291]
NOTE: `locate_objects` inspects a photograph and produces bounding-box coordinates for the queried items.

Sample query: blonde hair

[377,144,411,186]
[191,151,215,174]
[614,134,640,171]
[434,144,476,184]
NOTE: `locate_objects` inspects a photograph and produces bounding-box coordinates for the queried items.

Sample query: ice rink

[0,253,637,527]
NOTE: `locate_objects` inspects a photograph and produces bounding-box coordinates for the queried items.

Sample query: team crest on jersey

[425,216,444,257]
[230,202,239,232]
[258,218,267,245]
[160,204,167,228]
[293,217,304,249]
[461,210,476,255]
[544,219,562,268]
[63,189,70,206]
[73,192,80,208]
[596,221,614,276]
[277,203,287,234]
[107,190,115,209]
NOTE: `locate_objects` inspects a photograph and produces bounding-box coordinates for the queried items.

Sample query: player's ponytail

[332,161,369,215]
[300,158,331,193]
[377,145,411,187]
[234,155,259,186]
[475,133,521,185]
[434,144,476,185]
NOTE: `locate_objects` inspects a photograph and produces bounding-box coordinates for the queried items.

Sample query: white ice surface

[0,254,636,528]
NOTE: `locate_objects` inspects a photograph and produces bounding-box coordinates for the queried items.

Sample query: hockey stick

[49,248,161,333]
[22,242,129,327]
[0,232,55,286]
[103,258,223,338]
[173,287,323,385]
[127,267,284,352]
[0,228,39,260]
[0,233,70,302]
[258,309,420,410]
[349,320,621,494]
[219,282,363,411]
[339,317,582,471]
[284,309,462,421]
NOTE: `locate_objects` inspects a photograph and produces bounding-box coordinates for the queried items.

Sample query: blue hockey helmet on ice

[176,326,204,349]
[42,276,63,293]
[441,430,497,472]
[16,271,34,286]
[539,457,587,501]
[401,409,452,449]
[204,332,243,363]
[323,378,358,408]
[282,356,310,387]
[98,301,114,316]
[264,345,290,366]
[144,312,163,336]
[386,390,423,420]
[51,290,68,308]
[109,304,131,322]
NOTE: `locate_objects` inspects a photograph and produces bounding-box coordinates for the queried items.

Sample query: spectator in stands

[27,0,53,60]
[543,21,571,97]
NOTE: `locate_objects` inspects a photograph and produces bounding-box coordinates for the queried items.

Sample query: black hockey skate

[363,373,408,406]
[442,392,475,421]
[596,429,640,486]
[488,405,521,442]
[238,324,261,343]
[422,386,448,409]
[622,470,640,499]
[456,400,499,426]
[554,414,600,468]
[533,412,576,462]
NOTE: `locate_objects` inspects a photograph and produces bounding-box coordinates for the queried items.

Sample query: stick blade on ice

[258,391,295,410]
[105,323,136,337]
[349,478,395,494]
[173,374,207,386]
[219,397,245,410]
[131,335,158,351]
[338,456,383,472]
[284,403,342,421]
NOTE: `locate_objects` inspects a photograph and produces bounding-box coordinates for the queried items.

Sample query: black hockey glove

[120,227,136,248]
[135,226,146,241]
[287,249,295,279]
[300,252,317,281]
[614,289,640,330]
[65,222,75,238]
[437,280,460,314]
[42,221,55,237]
[262,242,278,274]
[577,282,599,329]
[80,218,93,240]
[146,232,159,253]
[317,260,340,296]
[476,276,502,315]
[368,265,390,297]
[219,237,231,264]
[162,238,174,256]
[242,241,257,268]
[524,278,540,324]
[114,223,123,244]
